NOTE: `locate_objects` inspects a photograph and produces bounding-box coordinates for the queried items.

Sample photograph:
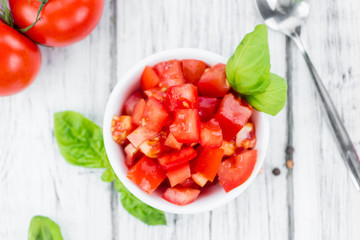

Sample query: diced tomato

[200,119,223,148]
[127,126,158,148]
[178,177,196,188]
[141,66,160,91]
[153,60,185,88]
[123,91,143,115]
[198,63,230,97]
[124,143,142,168]
[111,115,134,144]
[170,109,200,143]
[218,150,257,192]
[158,147,197,170]
[182,59,207,85]
[236,122,256,149]
[167,163,191,187]
[144,87,167,102]
[191,172,208,187]
[139,137,163,158]
[192,147,224,181]
[165,83,198,111]
[215,93,253,141]
[198,96,221,122]
[162,187,200,205]
[220,140,236,156]
[127,156,166,194]
[164,133,183,150]
[131,99,146,125]
[141,98,168,132]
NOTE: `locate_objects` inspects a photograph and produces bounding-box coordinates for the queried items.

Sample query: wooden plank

[291,0,360,239]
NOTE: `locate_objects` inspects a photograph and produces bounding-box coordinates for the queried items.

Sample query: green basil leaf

[101,168,117,182]
[54,111,108,168]
[226,24,271,95]
[114,179,167,226]
[28,216,63,240]
[245,73,287,116]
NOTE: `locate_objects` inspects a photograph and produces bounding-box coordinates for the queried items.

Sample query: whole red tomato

[0,22,41,96]
[9,0,105,47]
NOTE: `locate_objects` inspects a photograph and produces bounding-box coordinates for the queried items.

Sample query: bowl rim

[103,48,270,214]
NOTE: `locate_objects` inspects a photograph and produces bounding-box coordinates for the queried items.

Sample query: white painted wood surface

[0,0,359,239]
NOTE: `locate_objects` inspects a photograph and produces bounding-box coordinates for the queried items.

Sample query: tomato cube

[127,126,158,148]
[123,91,143,115]
[191,172,208,187]
[162,187,200,205]
[141,98,168,132]
[215,93,253,141]
[111,115,134,144]
[198,96,221,123]
[200,119,223,148]
[139,137,163,158]
[165,83,198,111]
[192,147,224,181]
[124,143,142,168]
[170,109,200,143]
[158,147,197,170]
[131,99,146,125]
[167,163,191,187]
[144,87,167,102]
[218,150,257,192]
[182,59,207,85]
[127,156,166,194]
[178,177,197,188]
[236,122,256,149]
[153,60,185,88]
[141,66,160,90]
[164,133,183,150]
[198,63,230,97]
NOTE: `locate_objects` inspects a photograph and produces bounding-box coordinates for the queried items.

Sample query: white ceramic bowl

[103,48,270,214]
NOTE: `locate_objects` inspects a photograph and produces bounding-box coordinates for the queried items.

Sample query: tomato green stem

[18,0,48,33]
[0,0,14,28]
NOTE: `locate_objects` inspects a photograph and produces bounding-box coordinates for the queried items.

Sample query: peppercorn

[286,159,294,169]
[272,168,281,176]
[286,146,294,155]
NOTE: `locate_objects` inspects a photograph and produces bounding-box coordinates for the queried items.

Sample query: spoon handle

[290,32,360,191]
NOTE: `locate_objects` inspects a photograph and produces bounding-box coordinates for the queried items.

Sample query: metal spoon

[255,0,360,190]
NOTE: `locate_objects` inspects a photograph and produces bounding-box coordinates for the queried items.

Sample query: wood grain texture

[0,0,359,239]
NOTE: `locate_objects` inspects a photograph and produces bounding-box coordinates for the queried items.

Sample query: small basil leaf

[226,24,271,95]
[28,216,63,240]
[101,168,117,182]
[114,180,167,226]
[54,111,108,168]
[245,73,287,116]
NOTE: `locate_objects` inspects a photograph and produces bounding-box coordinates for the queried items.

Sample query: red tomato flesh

[191,172,208,187]
[170,109,200,143]
[141,98,169,132]
[218,150,257,192]
[167,163,191,187]
[111,115,134,144]
[164,133,183,150]
[236,122,256,149]
[215,93,253,141]
[193,147,224,181]
[127,126,158,148]
[144,87,167,102]
[127,156,166,194]
[141,66,160,90]
[198,63,230,97]
[153,60,185,88]
[200,119,223,148]
[162,187,200,205]
[123,91,143,115]
[198,97,221,123]
[182,59,207,85]
[131,99,146,125]
[158,147,197,170]
[124,143,142,168]
[165,83,198,111]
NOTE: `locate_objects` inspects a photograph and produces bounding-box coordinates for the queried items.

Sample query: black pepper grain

[272,168,281,176]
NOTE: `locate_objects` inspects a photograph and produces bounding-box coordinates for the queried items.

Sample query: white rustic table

[1,0,360,239]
